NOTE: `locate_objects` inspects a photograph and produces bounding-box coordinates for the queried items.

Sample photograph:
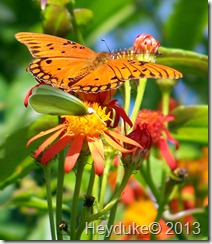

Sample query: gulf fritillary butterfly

[15,32,183,93]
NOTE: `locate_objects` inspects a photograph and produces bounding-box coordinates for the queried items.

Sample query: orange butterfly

[15,32,183,93]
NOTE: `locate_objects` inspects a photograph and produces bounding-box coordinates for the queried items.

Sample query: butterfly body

[15,32,183,93]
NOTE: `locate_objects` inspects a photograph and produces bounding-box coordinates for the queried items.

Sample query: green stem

[70,157,85,240]
[140,156,159,202]
[42,164,56,240]
[99,157,111,210]
[67,2,84,44]
[130,78,147,126]
[56,150,65,240]
[76,167,132,238]
[150,167,168,240]
[156,167,168,220]
[123,80,131,116]
[161,90,170,116]
[92,173,99,213]
[91,173,99,240]
[86,163,96,196]
[104,160,123,240]
[76,163,96,240]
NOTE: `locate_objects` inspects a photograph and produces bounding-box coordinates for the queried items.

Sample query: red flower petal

[24,84,40,107]
[35,127,64,158]
[87,136,104,176]
[164,128,179,149]
[41,134,74,164]
[107,130,143,149]
[159,138,177,170]
[103,132,134,153]
[110,102,133,127]
[64,134,84,173]
[26,124,65,147]
[121,183,135,205]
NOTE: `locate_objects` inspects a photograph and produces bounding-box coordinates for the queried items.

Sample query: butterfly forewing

[16,32,183,93]
[15,32,96,58]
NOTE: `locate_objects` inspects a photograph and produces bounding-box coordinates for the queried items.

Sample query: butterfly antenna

[101,39,111,53]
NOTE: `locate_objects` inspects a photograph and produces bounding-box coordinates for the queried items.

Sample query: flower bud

[133,34,160,62]
[122,124,152,169]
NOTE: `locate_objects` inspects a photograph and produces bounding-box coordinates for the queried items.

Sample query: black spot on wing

[32,50,40,55]
[46,59,52,64]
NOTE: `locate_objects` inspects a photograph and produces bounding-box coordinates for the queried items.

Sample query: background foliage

[0,0,208,240]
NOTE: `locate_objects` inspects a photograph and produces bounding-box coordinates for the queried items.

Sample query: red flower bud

[122,124,152,169]
[133,34,160,55]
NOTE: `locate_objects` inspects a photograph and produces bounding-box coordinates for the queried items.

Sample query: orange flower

[178,147,208,188]
[77,90,133,129]
[119,199,172,240]
[135,110,179,170]
[27,102,141,176]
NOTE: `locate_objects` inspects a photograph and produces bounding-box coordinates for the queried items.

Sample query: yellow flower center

[61,102,111,136]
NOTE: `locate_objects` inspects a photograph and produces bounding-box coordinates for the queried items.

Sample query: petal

[103,132,136,153]
[111,103,133,127]
[35,127,64,158]
[103,132,130,153]
[164,128,179,149]
[164,114,175,122]
[26,124,65,147]
[41,134,74,164]
[87,136,104,176]
[64,134,84,173]
[24,84,41,107]
[107,130,143,149]
[159,138,177,170]
[121,184,135,205]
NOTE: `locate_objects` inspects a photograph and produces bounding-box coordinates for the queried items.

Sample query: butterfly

[15,32,183,93]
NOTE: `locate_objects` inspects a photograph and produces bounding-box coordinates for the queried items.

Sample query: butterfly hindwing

[70,64,124,92]
[108,59,182,80]
[28,57,95,89]
[70,59,183,93]
[15,32,183,93]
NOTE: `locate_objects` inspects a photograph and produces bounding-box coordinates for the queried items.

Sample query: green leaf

[29,85,89,116]
[0,116,58,189]
[47,0,70,6]
[169,105,208,145]
[43,4,72,36]
[74,8,93,27]
[157,47,208,78]
[8,192,70,212]
[165,0,208,50]
[0,126,36,189]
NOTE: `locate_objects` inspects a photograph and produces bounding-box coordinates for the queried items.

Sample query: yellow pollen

[61,102,111,136]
